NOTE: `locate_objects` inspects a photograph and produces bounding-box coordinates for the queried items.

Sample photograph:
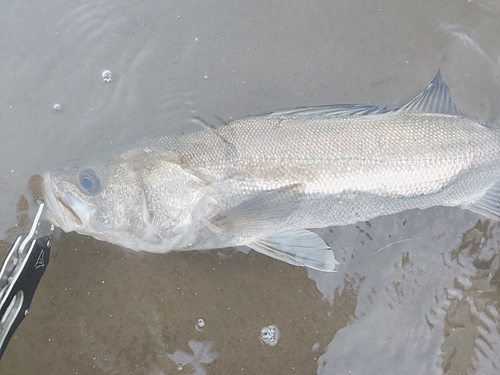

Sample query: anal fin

[248,229,339,272]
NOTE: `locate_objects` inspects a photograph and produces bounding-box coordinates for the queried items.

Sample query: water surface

[0,0,500,374]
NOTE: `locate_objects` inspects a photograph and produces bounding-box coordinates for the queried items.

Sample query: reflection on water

[165,340,216,375]
[314,208,500,374]
[442,220,500,374]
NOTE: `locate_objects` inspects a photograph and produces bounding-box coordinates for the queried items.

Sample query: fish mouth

[42,171,94,232]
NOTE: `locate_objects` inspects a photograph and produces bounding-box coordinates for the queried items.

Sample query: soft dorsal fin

[397,70,463,116]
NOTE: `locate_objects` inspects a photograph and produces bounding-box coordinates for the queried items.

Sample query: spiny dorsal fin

[256,103,389,118]
[397,70,463,116]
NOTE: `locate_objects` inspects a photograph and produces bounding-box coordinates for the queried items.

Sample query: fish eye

[77,168,102,195]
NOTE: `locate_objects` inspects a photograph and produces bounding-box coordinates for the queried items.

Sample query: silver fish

[42,71,500,272]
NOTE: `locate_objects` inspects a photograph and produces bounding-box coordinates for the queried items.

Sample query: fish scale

[168,113,498,199]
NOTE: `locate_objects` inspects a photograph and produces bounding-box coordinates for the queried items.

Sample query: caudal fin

[461,180,500,221]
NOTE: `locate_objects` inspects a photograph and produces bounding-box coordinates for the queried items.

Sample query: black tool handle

[0,236,51,359]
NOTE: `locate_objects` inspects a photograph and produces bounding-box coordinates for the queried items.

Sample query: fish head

[42,146,207,251]
[42,154,144,239]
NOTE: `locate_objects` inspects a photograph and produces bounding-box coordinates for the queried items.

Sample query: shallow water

[1,0,500,374]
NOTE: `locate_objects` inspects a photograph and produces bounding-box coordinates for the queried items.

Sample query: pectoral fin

[211,187,301,234]
[248,229,339,272]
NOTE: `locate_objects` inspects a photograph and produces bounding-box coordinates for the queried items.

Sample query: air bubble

[196,318,205,331]
[259,324,280,346]
[102,70,112,83]
[53,103,61,112]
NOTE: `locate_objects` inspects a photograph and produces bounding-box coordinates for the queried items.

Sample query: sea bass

[42,71,500,272]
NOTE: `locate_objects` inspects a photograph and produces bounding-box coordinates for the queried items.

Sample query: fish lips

[42,171,95,233]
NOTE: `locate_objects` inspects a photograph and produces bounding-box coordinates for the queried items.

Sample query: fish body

[42,72,500,271]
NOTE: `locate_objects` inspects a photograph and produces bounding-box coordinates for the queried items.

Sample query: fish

[41,71,500,272]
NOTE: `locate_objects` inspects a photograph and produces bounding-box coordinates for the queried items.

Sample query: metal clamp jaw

[0,203,51,359]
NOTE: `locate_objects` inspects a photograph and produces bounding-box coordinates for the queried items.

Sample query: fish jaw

[42,171,95,233]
